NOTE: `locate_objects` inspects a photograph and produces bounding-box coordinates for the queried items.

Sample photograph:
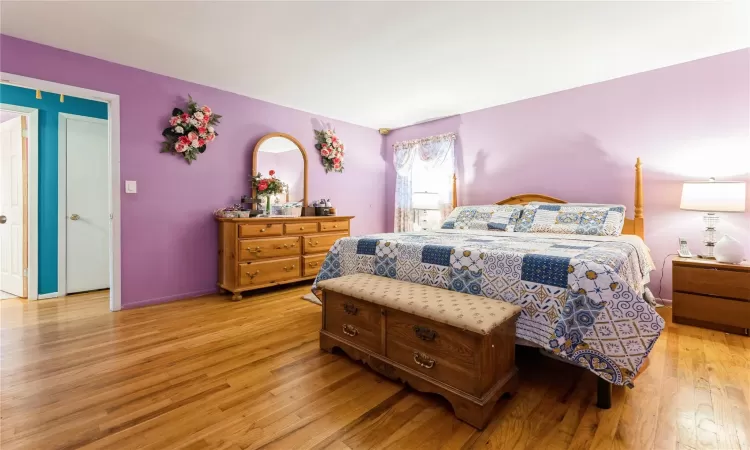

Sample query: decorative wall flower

[161,95,222,164]
[314,128,345,173]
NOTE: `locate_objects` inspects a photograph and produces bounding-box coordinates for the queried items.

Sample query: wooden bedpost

[634,157,644,238]
[452,173,458,209]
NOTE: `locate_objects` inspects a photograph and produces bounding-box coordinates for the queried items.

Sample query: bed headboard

[487,158,645,239]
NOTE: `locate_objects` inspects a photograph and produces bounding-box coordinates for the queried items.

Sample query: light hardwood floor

[1,285,748,450]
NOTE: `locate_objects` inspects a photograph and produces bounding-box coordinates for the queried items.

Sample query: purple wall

[0,35,388,308]
[386,50,750,300]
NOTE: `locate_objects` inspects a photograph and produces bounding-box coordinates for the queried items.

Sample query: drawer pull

[299,226,305,230]
[413,325,438,341]
[413,351,435,369]
[275,244,290,250]
[283,265,296,272]
[246,247,262,253]
[343,302,358,315]
[308,262,319,267]
[333,225,338,228]
[260,229,266,233]
[307,239,320,246]
[246,270,260,278]
[342,324,358,337]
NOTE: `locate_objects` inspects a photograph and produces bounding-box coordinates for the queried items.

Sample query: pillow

[514,203,626,236]
[441,205,524,231]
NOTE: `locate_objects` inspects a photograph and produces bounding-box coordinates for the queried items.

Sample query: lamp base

[701,212,719,259]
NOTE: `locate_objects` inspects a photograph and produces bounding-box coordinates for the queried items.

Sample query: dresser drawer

[673,265,750,300]
[673,292,750,329]
[238,237,300,261]
[385,309,480,395]
[320,220,349,232]
[238,223,283,238]
[303,233,348,255]
[285,222,319,234]
[324,292,382,353]
[303,254,327,277]
[238,257,300,286]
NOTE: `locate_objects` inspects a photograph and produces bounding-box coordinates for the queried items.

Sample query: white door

[0,116,26,297]
[64,117,109,294]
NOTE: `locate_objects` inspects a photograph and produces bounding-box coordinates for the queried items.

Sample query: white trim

[58,113,109,298]
[1,73,122,311]
[0,104,38,301]
[37,292,59,300]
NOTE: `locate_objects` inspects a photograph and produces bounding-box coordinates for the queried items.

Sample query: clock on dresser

[672,257,750,335]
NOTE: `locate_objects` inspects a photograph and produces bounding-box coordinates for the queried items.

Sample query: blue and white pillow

[441,205,524,231]
[514,203,626,236]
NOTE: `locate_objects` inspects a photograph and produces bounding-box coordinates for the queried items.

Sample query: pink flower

[201,106,212,116]
[175,142,187,153]
[206,133,215,142]
[187,132,198,141]
[333,162,341,170]
[321,148,331,157]
[198,139,205,147]
[181,113,190,122]
[178,136,191,145]
[269,170,275,176]
[333,157,341,165]
[198,126,207,135]
[169,116,179,126]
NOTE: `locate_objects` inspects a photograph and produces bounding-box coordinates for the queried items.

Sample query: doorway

[0,111,27,298]
[0,73,121,311]
[59,114,110,295]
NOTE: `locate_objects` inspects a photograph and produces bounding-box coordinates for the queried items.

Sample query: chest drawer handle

[260,229,266,233]
[299,226,305,230]
[246,270,260,278]
[413,325,438,341]
[276,244,291,250]
[283,265,296,272]
[308,261,319,267]
[342,324,358,337]
[307,239,319,246]
[333,225,338,228]
[413,351,435,369]
[247,247,261,253]
[343,302,358,315]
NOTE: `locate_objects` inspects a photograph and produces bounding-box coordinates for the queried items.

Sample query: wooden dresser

[217,216,354,300]
[672,257,750,335]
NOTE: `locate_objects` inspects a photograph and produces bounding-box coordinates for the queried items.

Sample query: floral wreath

[161,96,221,164]
[314,128,344,173]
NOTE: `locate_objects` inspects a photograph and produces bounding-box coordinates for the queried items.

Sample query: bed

[313,158,663,406]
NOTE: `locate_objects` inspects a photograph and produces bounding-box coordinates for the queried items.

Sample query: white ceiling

[1,1,748,129]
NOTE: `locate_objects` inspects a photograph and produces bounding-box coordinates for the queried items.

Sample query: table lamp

[679,179,746,258]
[412,192,440,230]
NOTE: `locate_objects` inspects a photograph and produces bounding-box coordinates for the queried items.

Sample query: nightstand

[672,257,750,335]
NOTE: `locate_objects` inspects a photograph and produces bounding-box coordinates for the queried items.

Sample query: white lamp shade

[680,181,746,212]
[412,192,440,210]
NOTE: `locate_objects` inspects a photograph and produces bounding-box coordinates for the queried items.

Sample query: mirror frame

[252,132,309,207]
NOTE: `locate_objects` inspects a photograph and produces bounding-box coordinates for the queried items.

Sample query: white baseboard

[37,292,59,300]
[657,298,672,307]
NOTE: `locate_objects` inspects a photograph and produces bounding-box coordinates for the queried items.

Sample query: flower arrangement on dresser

[313,129,345,173]
[251,170,285,213]
[161,96,222,164]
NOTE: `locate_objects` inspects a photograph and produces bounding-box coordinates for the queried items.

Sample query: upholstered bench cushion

[317,274,521,335]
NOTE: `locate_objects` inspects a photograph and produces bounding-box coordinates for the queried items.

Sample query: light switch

[125,180,137,194]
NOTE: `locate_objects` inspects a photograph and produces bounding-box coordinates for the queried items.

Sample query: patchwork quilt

[313,229,663,387]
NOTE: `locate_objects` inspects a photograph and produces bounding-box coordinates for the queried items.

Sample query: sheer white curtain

[393,133,456,232]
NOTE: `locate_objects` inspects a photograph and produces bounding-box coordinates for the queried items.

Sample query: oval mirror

[252,133,308,207]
